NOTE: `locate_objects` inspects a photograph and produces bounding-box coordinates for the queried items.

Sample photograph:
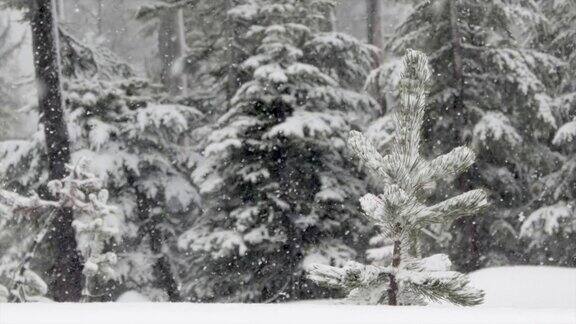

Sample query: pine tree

[179,0,378,302]
[369,0,562,270]
[309,49,487,306]
[0,12,203,300]
[521,0,576,267]
[0,160,123,302]
[26,0,86,302]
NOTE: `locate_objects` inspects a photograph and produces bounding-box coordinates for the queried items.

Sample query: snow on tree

[0,77,204,301]
[0,160,123,302]
[0,11,204,300]
[178,0,378,302]
[525,0,576,267]
[26,0,86,302]
[308,50,487,306]
[367,0,563,270]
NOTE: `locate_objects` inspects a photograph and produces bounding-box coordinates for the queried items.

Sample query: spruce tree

[370,0,562,270]
[180,0,378,302]
[309,49,487,306]
[0,19,203,301]
[521,0,576,267]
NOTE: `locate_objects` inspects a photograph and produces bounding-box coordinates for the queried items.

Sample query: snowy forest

[0,0,575,315]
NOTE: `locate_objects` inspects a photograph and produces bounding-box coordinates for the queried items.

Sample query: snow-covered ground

[468,266,576,308]
[0,266,574,324]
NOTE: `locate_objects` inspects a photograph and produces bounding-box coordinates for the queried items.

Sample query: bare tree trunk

[56,0,64,21]
[225,0,243,104]
[386,239,401,305]
[30,0,83,302]
[96,0,104,38]
[319,5,335,32]
[366,0,383,60]
[449,0,464,119]
[134,186,182,302]
[158,8,187,95]
[449,0,480,269]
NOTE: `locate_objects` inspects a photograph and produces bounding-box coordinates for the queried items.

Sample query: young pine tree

[309,50,487,306]
[368,0,562,270]
[180,0,378,302]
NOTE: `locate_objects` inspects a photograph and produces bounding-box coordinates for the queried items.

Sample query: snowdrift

[0,266,574,324]
[468,266,576,308]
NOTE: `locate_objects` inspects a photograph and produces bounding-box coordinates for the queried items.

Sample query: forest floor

[0,266,574,324]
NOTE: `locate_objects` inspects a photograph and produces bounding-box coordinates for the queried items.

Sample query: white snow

[467,266,576,309]
[0,266,576,324]
[0,267,575,323]
[0,302,574,324]
[116,291,150,303]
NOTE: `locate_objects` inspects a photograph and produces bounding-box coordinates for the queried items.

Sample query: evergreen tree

[0,160,123,302]
[0,16,25,140]
[370,0,562,270]
[179,0,378,302]
[522,0,576,267]
[0,11,203,301]
[28,0,85,302]
[309,49,487,306]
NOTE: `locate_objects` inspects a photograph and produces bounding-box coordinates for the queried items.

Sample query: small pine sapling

[308,50,488,306]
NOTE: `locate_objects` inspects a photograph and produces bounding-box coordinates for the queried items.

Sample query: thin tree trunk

[225,0,242,104]
[96,0,104,38]
[449,0,464,120]
[30,0,83,302]
[367,0,383,59]
[449,0,480,269]
[56,0,64,21]
[134,187,182,302]
[158,7,187,95]
[319,4,335,32]
[386,239,401,306]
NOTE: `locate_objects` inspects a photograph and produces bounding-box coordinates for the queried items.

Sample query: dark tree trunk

[30,0,83,302]
[367,0,383,60]
[319,5,335,32]
[449,0,481,269]
[225,1,243,104]
[134,187,182,302]
[386,239,401,306]
[449,0,464,121]
[158,7,187,95]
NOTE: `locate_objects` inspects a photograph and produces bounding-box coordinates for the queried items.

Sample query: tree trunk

[366,0,383,60]
[134,187,182,302]
[449,0,480,269]
[225,0,243,104]
[158,7,187,95]
[386,239,401,306]
[30,0,83,302]
[319,4,335,32]
[449,0,464,120]
[56,0,64,21]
